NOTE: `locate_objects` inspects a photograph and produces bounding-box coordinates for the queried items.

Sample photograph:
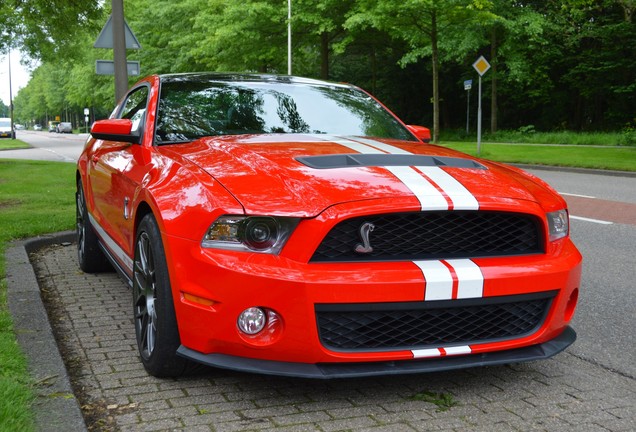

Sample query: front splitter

[177,326,576,379]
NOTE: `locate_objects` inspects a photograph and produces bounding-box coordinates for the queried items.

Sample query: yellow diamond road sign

[473,56,491,76]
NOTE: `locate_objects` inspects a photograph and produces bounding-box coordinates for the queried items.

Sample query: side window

[119,86,149,132]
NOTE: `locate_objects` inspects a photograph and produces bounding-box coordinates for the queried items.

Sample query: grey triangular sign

[94,15,142,49]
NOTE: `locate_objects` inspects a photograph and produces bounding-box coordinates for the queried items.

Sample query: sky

[0,50,33,107]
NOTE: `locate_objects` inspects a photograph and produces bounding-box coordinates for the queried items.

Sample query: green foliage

[620,121,636,146]
[8,0,636,132]
[0,0,103,61]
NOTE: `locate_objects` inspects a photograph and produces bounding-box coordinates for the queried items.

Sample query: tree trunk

[320,32,329,80]
[431,11,440,143]
[490,27,498,134]
[618,0,633,22]
[371,45,377,95]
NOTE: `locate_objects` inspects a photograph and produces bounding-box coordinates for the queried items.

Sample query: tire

[76,180,111,273]
[133,213,189,377]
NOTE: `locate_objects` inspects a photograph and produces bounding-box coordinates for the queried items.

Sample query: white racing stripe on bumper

[445,259,484,299]
[412,345,472,359]
[414,260,454,301]
[414,259,484,301]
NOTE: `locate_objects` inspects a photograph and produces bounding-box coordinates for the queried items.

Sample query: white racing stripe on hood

[350,137,412,154]
[322,135,479,211]
[415,166,479,210]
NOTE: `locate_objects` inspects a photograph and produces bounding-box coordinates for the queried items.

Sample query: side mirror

[90,119,141,144]
[406,125,431,143]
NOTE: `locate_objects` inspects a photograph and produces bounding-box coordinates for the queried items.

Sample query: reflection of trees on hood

[274,93,310,133]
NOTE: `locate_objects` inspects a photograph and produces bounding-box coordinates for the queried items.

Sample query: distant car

[0,118,15,139]
[48,121,60,132]
[57,122,73,133]
[77,73,582,379]
[33,124,42,131]
[14,124,25,130]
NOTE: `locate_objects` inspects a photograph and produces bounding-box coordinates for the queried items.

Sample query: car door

[88,85,151,275]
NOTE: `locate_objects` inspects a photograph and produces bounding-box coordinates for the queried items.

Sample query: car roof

[157,72,353,89]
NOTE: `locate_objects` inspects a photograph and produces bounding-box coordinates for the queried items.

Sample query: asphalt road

[2,129,87,162]
[4,134,635,378]
[525,169,636,379]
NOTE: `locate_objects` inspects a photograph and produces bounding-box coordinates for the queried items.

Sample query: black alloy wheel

[133,213,189,377]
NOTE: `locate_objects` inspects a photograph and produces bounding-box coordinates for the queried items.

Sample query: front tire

[133,214,189,377]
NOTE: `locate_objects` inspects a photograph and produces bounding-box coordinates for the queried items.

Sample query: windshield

[0,120,10,128]
[155,79,415,144]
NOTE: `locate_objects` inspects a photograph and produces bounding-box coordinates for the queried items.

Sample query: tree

[0,1,103,61]
[345,0,494,142]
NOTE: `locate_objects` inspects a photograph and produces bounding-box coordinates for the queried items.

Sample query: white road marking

[570,215,613,225]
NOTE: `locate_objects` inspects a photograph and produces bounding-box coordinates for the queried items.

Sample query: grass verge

[440,141,636,172]
[440,129,636,146]
[0,138,31,151]
[0,159,76,432]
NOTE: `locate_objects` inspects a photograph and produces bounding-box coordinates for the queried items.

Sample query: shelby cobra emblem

[355,222,376,254]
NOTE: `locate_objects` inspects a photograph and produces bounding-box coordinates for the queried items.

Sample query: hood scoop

[296,154,487,170]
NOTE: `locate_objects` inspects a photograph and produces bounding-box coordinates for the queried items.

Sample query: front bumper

[164,229,581,373]
[177,326,576,379]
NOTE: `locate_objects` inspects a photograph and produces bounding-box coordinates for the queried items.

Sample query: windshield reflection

[155,79,415,144]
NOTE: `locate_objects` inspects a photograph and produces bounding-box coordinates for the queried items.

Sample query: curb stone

[6,231,87,432]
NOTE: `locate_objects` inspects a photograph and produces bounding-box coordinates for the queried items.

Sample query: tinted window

[155,80,415,144]
[119,86,149,132]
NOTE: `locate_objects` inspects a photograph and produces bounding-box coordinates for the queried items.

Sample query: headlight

[202,215,299,254]
[547,209,569,241]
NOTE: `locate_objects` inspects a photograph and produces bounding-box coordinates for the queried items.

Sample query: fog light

[237,307,266,335]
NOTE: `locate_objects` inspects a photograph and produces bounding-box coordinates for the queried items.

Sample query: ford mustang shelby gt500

[76,73,582,378]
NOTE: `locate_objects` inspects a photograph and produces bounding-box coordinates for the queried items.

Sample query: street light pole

[8,48,15,139]
[287,0,292,75]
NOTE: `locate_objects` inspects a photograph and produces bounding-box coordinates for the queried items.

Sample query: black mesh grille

[311,211,543,262]
[316,293,554,351]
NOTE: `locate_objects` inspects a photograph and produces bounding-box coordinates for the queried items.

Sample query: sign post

[94,2,142,103]
[464,79,472,135]
[84,108,90,133]
[472,56,491,156]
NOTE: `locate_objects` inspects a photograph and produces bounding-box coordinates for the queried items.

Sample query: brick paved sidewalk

[31,242,635,432]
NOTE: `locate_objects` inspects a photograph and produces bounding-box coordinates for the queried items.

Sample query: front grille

[316,292,554,351]
[311,211,543,262]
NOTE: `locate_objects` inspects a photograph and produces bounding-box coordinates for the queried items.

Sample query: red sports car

[76,73,582,378]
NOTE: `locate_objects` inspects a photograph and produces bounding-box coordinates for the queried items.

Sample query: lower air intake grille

[316,292,554,351]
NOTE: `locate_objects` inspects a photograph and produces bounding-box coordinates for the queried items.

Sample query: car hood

[163,134,563,217]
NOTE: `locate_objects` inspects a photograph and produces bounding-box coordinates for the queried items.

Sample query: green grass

[0,159,76,432]
[440,141,636,172]
[0,138,31,151]
[440,129,636,146]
